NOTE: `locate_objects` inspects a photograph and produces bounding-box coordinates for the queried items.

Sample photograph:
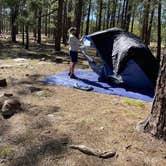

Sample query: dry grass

[0,38,166,166]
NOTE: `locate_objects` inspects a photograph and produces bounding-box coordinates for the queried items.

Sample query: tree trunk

[121,0,126,28]
[137,54,166,141]
[62,0,68,45]
[48,9,51,38]
[37,9,42,44]
[11,9,17,42]
[106,0,111,29]
[98,0,103,30]
[22,23,24,45]
[81,7,86,36]
[85,0,92,35]
[130,4,136,33]
[45,9,48,36]
[103,6,107,29]
[55,0,64,51]
[157,0,161,62]
[116,1,122,26]
[25,25,29,49]
[33,9,37,41]
[141,0,151,44]
[0,6,2,33]
[147,8,154,45]
[111,0,117,27]
[125,0,132,31]
[74,0,83,37]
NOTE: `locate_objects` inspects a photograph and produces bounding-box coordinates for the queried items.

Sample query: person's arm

[68,36,71,45]
[80,35,85,42]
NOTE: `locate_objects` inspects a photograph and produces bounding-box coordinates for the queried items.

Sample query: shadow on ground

[8,135,70,166]
[0,40,70,64]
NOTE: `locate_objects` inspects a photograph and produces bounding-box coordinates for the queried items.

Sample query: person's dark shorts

[69,51,78,62]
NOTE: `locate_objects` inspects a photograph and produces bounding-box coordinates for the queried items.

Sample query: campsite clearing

[0,38,166,166]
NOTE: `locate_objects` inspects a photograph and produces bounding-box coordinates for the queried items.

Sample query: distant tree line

[0,0,165,53]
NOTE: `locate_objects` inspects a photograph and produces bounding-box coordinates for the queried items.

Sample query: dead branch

[69,145,116,159]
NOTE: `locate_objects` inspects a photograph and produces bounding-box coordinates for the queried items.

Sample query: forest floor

[0,36,166,166]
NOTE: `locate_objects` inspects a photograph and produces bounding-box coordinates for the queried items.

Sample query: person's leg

[70,62,76,76]
[69,51,78,78]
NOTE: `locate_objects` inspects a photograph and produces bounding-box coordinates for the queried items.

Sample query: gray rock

[1,99,21,117]
[35,90,48,97]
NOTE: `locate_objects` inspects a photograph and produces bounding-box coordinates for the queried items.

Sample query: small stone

[41,58,46,61]
[36,90,48,97]
[0,93,4,98]
[100,127,104,130]
[47,114,54,118]
[162,154,166,159]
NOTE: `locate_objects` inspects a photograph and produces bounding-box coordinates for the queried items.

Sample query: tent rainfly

[81,28,159,91]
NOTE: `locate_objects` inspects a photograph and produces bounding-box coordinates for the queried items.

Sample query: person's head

[68,27,77,35]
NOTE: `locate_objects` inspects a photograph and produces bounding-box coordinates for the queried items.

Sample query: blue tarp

[42,69,154,102]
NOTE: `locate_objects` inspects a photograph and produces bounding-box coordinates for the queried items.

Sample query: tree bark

[80,10,85,35]
[45,9,48,36]
[157,0,161,62]
[106,0,111,28]
[125,0,132,31]
[33,9,37,41]
[11,8,18,42]
[37,9,42,44]
[85,0,92,35]
[22,23,24,46]
[130,4,136,33]
[121,0,126,28]
[55,0,64,51]
[103,5,107,29]
[62,0,67,45]
[137,54,166,141]
[25,25,29,49]
[141,0,151,44]
[0,6,2,33]
[111,0,117,27]
[147,8,154,45]
[98,0,103,30]
[74,0,83,37]
[116,0,122,26]
[48,8,51,38]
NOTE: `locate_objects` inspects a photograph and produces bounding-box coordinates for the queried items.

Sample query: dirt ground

[0,37,166,166]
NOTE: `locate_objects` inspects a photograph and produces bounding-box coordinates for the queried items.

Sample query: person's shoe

[68,72,71,76]
[70,74,77,79]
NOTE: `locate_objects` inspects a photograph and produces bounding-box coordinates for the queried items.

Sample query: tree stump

[0,79,7,87]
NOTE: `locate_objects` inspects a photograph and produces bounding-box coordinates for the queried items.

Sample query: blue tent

[81,28,159,91]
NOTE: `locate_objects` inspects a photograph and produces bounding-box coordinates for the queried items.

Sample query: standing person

[68,27,80,79]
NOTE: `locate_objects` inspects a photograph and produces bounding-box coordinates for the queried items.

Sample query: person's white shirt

[68,34,80,52]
